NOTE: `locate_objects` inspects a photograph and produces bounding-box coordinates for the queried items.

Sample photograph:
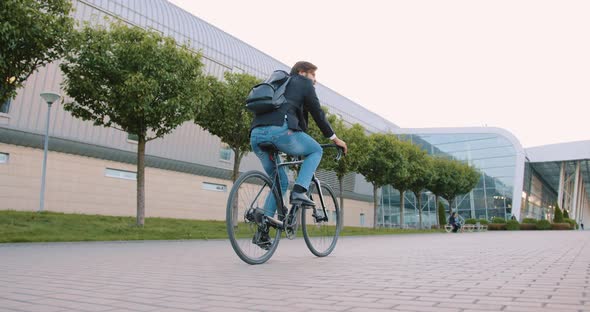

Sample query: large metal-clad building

[1,0,588,228]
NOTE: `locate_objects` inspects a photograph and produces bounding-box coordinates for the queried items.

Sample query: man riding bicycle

[250,61,348,248]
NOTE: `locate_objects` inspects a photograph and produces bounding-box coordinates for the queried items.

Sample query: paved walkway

[1,231,589,312]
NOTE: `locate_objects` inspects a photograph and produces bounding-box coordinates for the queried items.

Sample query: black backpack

[245,70,291,114]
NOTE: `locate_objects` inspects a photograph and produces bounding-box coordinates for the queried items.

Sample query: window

[220,144,232,161]
[127,133,138,143]
[0,152,8,164]
[360,213,366,226]
[202,182,227,192]
[1,99,10,114]
[105,168,137,180]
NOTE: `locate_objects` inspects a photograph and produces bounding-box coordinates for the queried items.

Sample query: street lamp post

[39,91,61,212]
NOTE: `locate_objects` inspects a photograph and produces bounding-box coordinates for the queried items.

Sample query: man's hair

[290,61,317,75]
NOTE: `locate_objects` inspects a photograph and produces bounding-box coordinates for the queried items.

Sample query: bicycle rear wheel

[226,171,282,265]
[302,181,341,257]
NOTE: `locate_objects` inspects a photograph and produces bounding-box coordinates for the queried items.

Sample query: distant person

[449,212,461,233]
[511,215,516,220]
[581,223,584,230]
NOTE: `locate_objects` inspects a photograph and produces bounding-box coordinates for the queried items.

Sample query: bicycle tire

[226,170,282,265]
[302,181,341,257]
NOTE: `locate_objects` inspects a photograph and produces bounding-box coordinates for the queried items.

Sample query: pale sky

[168,0,589,148]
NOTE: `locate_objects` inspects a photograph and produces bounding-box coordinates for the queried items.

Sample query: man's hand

[332,137,348,155]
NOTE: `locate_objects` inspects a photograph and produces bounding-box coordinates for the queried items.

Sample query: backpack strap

[272,76,291,103]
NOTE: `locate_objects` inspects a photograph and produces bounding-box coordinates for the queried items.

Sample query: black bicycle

[226,143,343,265]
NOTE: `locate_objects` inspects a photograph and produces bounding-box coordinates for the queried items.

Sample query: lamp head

[40,91,61,105]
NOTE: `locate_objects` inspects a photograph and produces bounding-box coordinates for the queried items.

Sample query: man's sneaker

[290,191,315,206]
[252,227,271,250]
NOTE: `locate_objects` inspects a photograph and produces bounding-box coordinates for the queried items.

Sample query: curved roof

[525,140,590,163]
[80,0,398,133]
[393,126,526,156]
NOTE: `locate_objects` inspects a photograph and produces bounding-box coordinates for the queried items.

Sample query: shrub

[492,217,506,224]
[564,219,577,229]
[522,218,537,224]
[563,209,570,219]
[506,220,520,230]
[551,223,572,230]
[553,203,564,223]
[536,219,551,230]
[519,223,537,230]
[488,224,506,230]
[477,219,489,225]
[437,201,446,228]
[465,218,477,225]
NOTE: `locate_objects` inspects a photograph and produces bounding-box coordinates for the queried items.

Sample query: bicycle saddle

[257,142,279,153]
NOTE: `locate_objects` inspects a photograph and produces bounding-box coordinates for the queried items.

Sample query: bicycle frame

[270,154,329,223]
[247,144,342,228]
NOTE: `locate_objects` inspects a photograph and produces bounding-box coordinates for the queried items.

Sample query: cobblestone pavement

[1,231,589,312]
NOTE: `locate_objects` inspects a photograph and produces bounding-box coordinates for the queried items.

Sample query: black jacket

[250,74,334,138]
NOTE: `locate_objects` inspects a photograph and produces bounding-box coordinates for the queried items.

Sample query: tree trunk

[416,192,423,229]
[399,190,405,228]
[373,184,378,229]
[339,177,344,230]
[448,196,454,215]
[231,150,242,226]
[232,149,242,182]
[136,135,146,226]
[435,195,440,228]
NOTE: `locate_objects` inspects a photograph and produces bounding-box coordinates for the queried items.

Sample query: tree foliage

[1,0,74,103]
[562,206,570,219]
[553,203,564,223]
[357,133,404,228]
[196,72,260,181]
[61,23,207,225]
[430,157,479,214]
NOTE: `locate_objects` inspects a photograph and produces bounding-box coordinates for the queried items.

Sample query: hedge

[491,217,506,224]
[506,220,520,230]
[536,220,551,230]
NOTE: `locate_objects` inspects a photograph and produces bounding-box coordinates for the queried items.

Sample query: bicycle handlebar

[319,144,344,161]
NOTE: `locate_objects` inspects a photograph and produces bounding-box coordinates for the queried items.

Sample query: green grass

[0,210,442,243]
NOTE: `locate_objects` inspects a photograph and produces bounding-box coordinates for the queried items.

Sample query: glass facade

[521,163,558,220]
[378,133,518,228]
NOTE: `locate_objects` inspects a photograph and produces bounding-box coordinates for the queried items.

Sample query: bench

[445,223,488,233]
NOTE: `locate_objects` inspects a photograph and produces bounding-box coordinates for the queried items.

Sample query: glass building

[377,128,526,228]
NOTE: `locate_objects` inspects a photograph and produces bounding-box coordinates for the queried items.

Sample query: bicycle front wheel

[226,171,282,265]
[302,181,341,257]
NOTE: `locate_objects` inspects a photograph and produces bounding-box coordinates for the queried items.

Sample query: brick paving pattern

[1,231,589,311]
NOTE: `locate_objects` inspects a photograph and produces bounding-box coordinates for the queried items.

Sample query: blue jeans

[250,121,323,216]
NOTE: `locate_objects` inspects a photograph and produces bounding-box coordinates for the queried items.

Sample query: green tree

[195,72,260,182]
[357,133,403,229]
[1,0,74,103]
[435,159,479,215]
[408,155,433,229]
[563,207,570,219]
[553,203,564,223]
[60,23,207,226]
